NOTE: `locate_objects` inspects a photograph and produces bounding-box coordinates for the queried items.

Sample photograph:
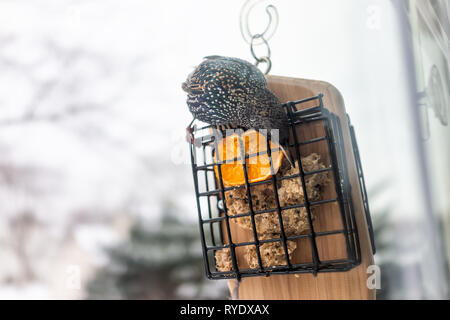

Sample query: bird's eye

[249,117,258,124]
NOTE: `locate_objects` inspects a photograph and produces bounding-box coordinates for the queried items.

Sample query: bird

[182,55,293,166]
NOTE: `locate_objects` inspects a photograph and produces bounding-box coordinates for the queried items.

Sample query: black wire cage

[189,94,375,280]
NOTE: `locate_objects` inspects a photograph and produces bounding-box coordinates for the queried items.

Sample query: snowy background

[0,0,448,299]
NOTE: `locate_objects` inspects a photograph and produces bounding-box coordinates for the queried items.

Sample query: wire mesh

[190,94,373,280]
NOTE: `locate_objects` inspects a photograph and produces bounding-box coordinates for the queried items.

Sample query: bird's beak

[182,81,189,93]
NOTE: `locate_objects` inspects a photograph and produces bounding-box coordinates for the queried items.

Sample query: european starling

[182,56,293,165]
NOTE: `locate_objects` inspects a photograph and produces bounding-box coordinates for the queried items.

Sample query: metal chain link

[240,0,278,74]
[250,33,272,74]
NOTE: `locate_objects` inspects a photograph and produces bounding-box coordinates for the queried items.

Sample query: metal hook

[240,0,279,46]
[241,1,277,74]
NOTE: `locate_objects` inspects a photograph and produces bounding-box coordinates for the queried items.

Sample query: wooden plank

[226,75,375,300]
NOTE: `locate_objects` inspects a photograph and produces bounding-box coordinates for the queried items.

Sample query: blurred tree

[372,206,399,300]
[86,200,228,299]
[369,181,401,300]
[0,32,144,293]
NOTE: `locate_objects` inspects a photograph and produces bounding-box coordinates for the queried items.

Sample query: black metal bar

[210,148,225,246]
[206,228,350,250]
[212,136,241,279]
[202,216,226,224]
[237,133,265,272]
[195,147,283,170]
[203,229,351,252]
[287,101,321,276]
[323,113,354,263]
[288,95,321,105]
[197,166,332,197]
[292,106,323,117]
[190,143,212,278]
[223,198,339,220]
[333,114,361,263]
[348,115,375,254]
[265,132,292,268]
[207,257,359,279]
[303,167,333,176]
[298,136,327,146]
[202,145,217,247]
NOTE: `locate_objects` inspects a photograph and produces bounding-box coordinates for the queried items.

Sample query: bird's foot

[186,124,196,144]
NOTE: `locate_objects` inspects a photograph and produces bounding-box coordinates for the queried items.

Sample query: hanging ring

[250,34,271,62]
[241,1,277,75]
[240,0,279,45]
[255,56,272,75]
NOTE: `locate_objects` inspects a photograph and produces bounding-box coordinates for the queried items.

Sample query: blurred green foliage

[86,201,228,299]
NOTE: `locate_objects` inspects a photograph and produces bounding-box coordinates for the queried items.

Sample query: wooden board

[226,75,375,300]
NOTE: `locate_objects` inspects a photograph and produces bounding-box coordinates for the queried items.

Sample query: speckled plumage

[182,56,290,146]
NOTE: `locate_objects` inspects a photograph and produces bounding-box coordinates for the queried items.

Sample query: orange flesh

[213,130,284,187]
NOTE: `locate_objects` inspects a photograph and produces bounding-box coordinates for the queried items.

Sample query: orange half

[213,130,284,187]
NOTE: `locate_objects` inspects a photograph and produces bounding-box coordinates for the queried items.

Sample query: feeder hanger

[240,1,278,74]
